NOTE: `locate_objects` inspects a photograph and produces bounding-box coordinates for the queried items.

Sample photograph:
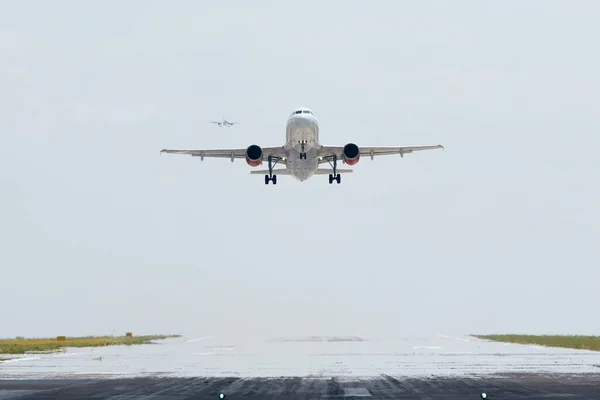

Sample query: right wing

[160,146,287,162]
[318,144,444,163]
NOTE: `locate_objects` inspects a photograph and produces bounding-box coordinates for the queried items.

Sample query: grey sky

[1,0,599,339]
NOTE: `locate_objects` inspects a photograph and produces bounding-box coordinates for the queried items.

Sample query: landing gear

[325,154,341,184]
[299,140,307,160]
[265,174,277,184]
[264,155,280,185]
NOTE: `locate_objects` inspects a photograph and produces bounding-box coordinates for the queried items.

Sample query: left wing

[317,144,443,164]
[160,146,286,162]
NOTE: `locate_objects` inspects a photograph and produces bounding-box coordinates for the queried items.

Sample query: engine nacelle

[342,143,360,165]
[245,144,263,167]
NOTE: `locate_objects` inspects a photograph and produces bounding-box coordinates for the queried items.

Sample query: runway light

[480,392,488,399]
[218,392,226,399]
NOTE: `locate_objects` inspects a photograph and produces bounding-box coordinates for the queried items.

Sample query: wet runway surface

[2,335,600,398]
[1,374,599,399]
[3,335,600,379]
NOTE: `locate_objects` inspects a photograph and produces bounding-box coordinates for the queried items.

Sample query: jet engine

[245,144,263,166]
[342,143,360,165]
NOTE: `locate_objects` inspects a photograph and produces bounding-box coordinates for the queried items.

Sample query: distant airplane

[161,107,444,185]
[210,118,238,127]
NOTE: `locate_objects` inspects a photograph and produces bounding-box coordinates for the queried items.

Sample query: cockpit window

[291,109,315,116]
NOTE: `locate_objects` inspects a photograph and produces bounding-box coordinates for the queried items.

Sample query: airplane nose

[290,115,315,126]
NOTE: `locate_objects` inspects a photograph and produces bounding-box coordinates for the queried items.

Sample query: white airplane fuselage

[283,108,321,181]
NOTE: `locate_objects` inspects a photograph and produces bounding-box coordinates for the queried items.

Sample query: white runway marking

[436,334,471,342]
[186,336,214,343]
[0,357,41,363]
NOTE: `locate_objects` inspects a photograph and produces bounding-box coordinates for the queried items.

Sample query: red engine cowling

[342,143,360,165]
[245,144,263,167]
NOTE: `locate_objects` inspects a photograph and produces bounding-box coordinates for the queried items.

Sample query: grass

[0,334,181,355]
[472,334,600,352]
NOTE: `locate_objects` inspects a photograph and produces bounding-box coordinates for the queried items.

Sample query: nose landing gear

[299,140,307,160]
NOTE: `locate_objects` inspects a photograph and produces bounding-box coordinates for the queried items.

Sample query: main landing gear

[324,154,341,184]
[264,155,281,185]
[265,174,277,185]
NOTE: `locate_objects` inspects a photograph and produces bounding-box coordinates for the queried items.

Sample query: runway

[1,334,600,399]
[1,373,600,399]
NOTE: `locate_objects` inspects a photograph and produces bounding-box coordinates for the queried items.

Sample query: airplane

[210,118,238,127]
[161,107,444,185]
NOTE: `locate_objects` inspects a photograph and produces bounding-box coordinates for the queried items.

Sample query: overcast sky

[1,0,599,340]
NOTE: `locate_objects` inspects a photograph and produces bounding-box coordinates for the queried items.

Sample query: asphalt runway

[2,335,600,399]
[1,374,599,399]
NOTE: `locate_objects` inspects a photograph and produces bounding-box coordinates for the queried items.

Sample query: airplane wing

[160,146,287,162]
[209,121,220,124]
[317,144,443,164]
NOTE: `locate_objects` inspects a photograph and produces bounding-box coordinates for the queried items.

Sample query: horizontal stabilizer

[250,168,353,176]
[314,169,353,174]
[250,169,291,175]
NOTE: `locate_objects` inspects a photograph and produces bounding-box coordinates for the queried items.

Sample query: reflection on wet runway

[2,334,600,379]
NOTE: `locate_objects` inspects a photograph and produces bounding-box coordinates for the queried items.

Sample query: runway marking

[207,346,236,351]
[186,336,214,343]
[0,357,41,363]
[436,334,471,342]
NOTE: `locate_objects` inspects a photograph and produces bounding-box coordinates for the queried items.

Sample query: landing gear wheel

[264,155,280,185]
[326,154,341,184]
